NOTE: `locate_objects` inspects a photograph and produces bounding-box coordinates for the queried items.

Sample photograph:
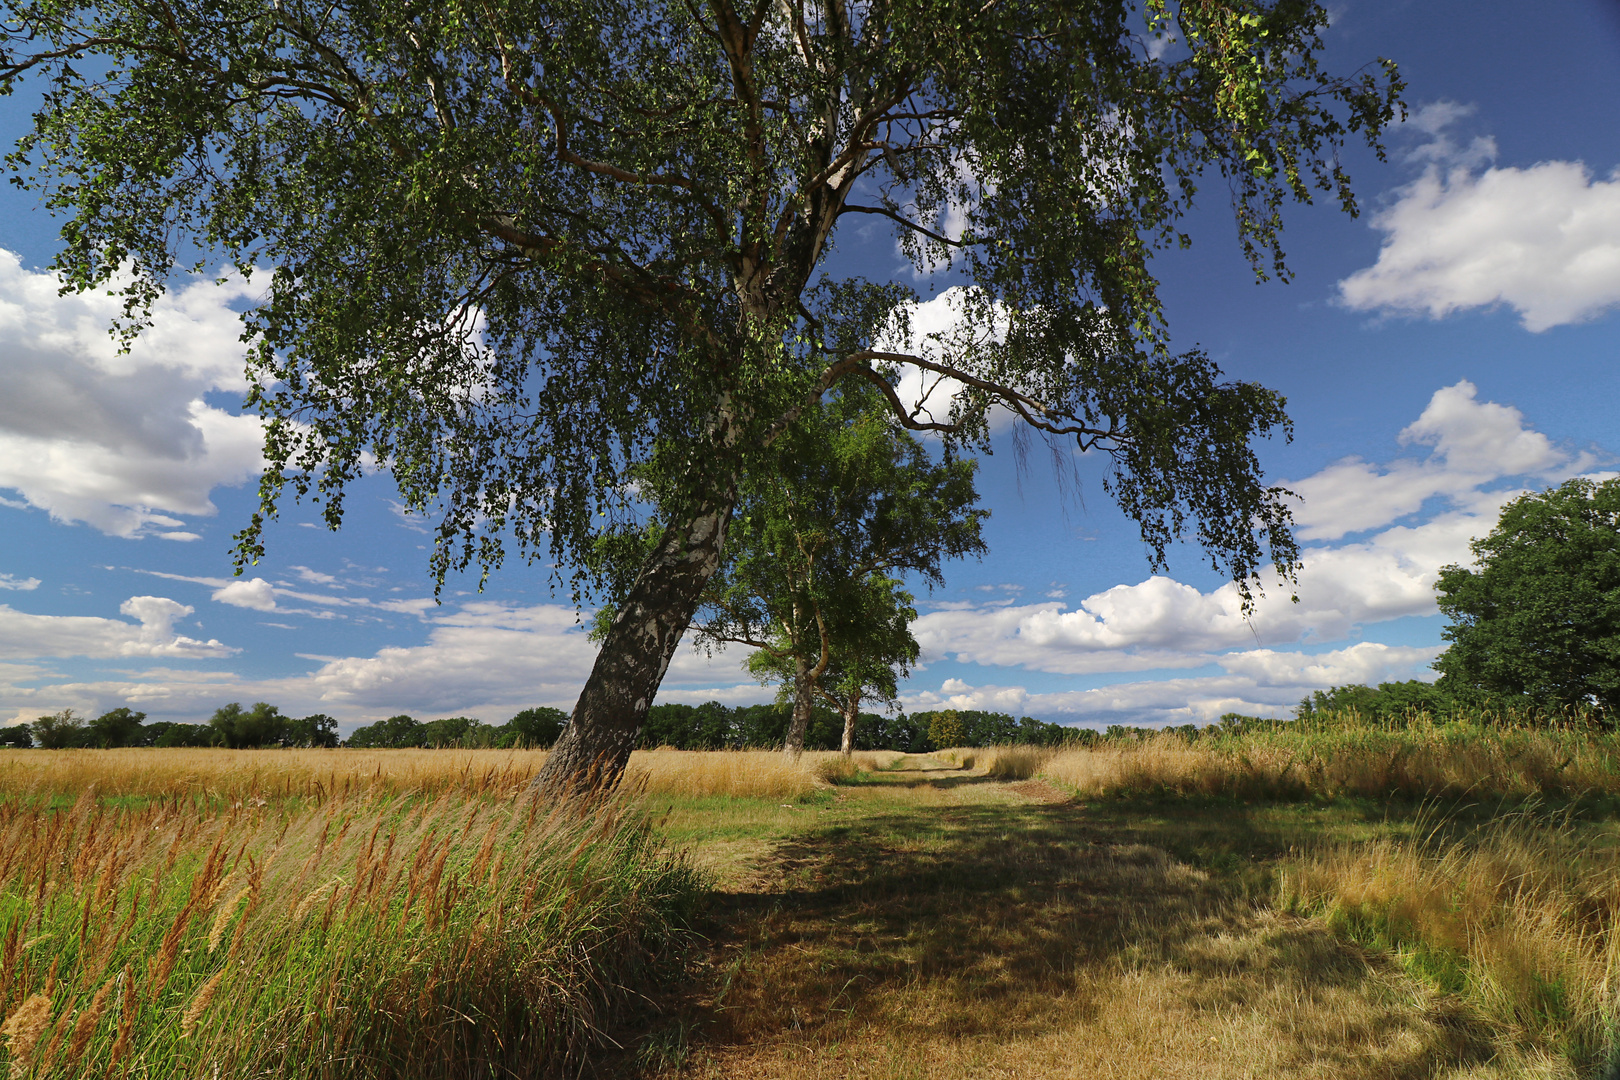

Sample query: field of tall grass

[0,747,895,806]
[11,723,1620,1077]
[0,786,703,1078]
[954,713,1620,802]
[0,746,912,1077]
[1281,809,1620,1076]
[946,716,1620,1077]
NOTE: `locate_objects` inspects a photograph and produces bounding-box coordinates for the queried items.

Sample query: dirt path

[634,756,1508,1080]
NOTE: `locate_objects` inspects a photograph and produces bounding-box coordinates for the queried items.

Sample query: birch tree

[0,0,1402,793]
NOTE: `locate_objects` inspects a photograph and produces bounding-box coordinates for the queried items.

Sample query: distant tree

[928,711,967,750]
[908,709,1047,748]
[1292,680,1491,724]
[1016,717,1076,747]
[210,702,290,748]
[31,709,87,749]
[866,712,931,754]
[345,715,423,749]
[496,708,567,749]
[285,714,340,748]
[88,707,147,748]
[153,723,213,748]
[418,717,490,748]
[1436,478,1620,718]
[0,724,32,749]
[640,704,730,751]
[800,574,918,757]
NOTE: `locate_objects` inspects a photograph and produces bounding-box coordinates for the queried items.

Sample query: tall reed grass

[972,714,1620,1077]
[0,789,702,1078]
[1280,809,1620,1077]
[939,745,1056,781]
[1030,715,1620,802]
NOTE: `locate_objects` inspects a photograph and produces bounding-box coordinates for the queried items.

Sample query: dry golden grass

[0,746,894,804]
[941,744,1057,780]
[8,741,1613,1078]
[1281,810,1620,1075]
[1032,720,1620,801]
[0,785,700,1078]
[630,749,896,799]
[658,756,1518,1080]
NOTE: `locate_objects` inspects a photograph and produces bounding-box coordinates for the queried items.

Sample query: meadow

[1,721,1618,1078]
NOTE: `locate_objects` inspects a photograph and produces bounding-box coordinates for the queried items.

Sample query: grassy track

[635,755,1587,1079]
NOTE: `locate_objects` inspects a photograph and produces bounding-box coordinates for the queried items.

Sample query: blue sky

[1,0,1618,734]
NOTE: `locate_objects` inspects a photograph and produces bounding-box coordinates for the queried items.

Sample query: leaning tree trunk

[531,495,734,799]
[839,691,862,757]
[781,654,816,762]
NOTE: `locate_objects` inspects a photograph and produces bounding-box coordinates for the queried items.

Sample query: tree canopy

[0,0,1402,791]
[1435,478,1620,717]
[688,389,985,755]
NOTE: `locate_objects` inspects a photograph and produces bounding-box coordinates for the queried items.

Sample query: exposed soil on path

[626,756,1507,1080]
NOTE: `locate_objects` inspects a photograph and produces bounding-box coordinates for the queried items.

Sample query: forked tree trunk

[531,495,734,799]
[839,691,862,757]
[781,654,815,761]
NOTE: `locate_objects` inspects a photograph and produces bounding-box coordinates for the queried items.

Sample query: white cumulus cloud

[0,250,266,537]
[211,577,278,611]
[0,600,763,729]
[1339,106,1620,332]
[1286,381,1578,541]
[0,596,236,661]
[906,641,1444,726]
[915,381,1605,677]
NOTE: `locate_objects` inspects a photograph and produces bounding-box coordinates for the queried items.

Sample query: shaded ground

[628,756,1519,1080]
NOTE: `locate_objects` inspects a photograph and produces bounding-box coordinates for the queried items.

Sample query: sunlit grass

[982,715,1620,802]
[0,747,903,807]
[1280,807,1620,1076]
[7,734,1619,1078]
[0,788,701,1079]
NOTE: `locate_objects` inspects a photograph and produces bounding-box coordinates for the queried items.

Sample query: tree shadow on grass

[629,795,1500,1079]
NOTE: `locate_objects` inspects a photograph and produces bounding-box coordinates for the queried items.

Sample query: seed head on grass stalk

[30,1001,73,1077]
[1,993,52,1079]
[180,972,224,1038]
[62,974,116,1070]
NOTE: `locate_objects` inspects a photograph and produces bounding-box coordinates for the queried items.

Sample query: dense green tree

[151,722,214,748]
[860,712,931,754]
[418,716,485,748]
[814,575,920,756]
[345,714,424,748]
[908,709,1074,747]
[926,710,967,749]
[640,703,734,750]
[0,0,1399,793]
[1435,478,1620,717]
[686,391,984,759]
[285,713,341,748]
[30,709,88,749]
[88,707,147,748]
[0,724,33,749]
[1292,680,1499,723]
[210,702,290,748]
[497,708,568,749]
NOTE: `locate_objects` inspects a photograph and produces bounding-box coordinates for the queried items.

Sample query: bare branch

[840,203,965,248]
